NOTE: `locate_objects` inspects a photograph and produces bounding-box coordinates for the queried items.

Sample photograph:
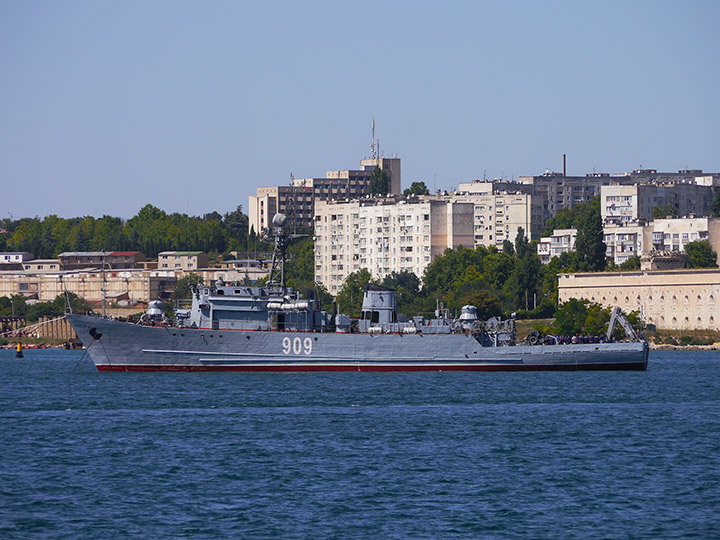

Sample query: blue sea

[1,349,719,539]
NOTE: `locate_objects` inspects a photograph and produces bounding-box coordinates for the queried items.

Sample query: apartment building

[650,218,720,256]
[603,223,647,265]
[538,218,720,266]
[157,251,208,271]
[601,183,715,223]
[519,168,719,224]
[22,259,62,273]
[0,252,34,271]
[537,229,577,264]
[458,192,544,249]
[518,173,623,222]
[314,196,473,292]
[58,251,146,270]
[248,157,401,234]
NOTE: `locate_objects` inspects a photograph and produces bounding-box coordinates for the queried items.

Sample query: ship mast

[267,213,288,291]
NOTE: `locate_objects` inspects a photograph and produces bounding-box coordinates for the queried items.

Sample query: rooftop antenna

[371,119,377,159]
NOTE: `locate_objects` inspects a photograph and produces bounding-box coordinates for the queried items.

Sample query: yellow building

[559,269,720,331]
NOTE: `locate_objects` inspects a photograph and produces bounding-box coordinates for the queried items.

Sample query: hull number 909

[282,336,312,355]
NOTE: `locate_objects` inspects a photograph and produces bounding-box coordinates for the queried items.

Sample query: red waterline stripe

[95,362,647,372]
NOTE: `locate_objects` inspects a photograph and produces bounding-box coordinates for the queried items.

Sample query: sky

[1,0,719,220]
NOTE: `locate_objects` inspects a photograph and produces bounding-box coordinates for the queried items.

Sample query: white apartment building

[650,218,720,255]
[603,223,647,265]
[314,197,473,292]
[537,229,577,264]
[445,192,543,249]
[601,183,715,224]
[539,218,720,266]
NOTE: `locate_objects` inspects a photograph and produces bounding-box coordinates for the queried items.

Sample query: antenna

[371,119,377,159]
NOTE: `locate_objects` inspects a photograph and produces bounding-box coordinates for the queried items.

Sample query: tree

[514,227,530,259]
[553,298,589,335]
[504,252,541,310]
[336,269,374,317]
[381,271,421,315]
[618,256,641,270]
[575,199,606,272]
[712,189,720,217]
[501,239,514,256]
[685,240,719,268]
[369,166,389,195]
[171,273,204,302]
[403,181,429,196]
[482,252,515,290]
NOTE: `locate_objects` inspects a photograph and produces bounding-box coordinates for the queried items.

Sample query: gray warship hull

[67,314,649,372]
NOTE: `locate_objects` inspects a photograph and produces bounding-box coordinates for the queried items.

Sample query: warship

[66,214,649,372]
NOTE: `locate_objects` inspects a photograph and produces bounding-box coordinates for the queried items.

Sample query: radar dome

[272,213,287,227]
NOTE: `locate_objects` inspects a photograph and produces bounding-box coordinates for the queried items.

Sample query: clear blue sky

[2,0,718,219]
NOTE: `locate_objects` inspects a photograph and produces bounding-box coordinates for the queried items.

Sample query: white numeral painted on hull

[282,336,312,355]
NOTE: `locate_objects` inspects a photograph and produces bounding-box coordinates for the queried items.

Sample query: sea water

[0,349,718,539]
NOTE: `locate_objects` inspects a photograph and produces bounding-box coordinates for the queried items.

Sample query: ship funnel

[360,284,397,325]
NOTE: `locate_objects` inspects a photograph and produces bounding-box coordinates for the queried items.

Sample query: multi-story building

[248,157,401,234]
[157,251,208,271]
[0,269,177,303]
[603,223,647,265]
[518,172,623,223]
[464,192,544,249]
[601,183,715,224]
[539,218,720,266]
[58,251,146,270]
[520,168,719,224]
[314,196,473,292]
[649,218,720,256]
[0,252,34,271]
[22,259,62,273]
[536,229,577,264]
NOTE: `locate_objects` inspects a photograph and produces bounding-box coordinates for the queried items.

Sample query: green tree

[336,268,374,317]
[403,181,429,196]
[618,256,641,270]
[482,252,515,290]
[685,240,719,268]
[382,270,421,315]
[369,166,389,195]
[514,227,530,259]
[171,273,204,302]
[501,239,514,256]
[504,252,541,310]
[553,298,589,335]
[422,246,486,294]
[575,199,606,271]
[712,189,720,217]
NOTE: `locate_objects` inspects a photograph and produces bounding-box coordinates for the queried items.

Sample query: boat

[66,214,649,372]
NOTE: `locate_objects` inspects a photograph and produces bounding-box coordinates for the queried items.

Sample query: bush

[679,335,693,346]
[0,337,8,346]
